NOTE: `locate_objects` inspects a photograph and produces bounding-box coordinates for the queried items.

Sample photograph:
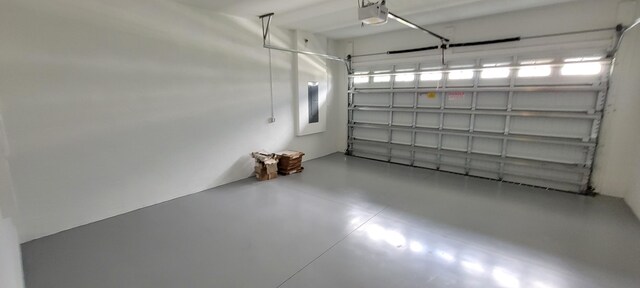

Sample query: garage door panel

[418,78,444,88]
[354,93,388,106]
[416,113,440,128]
[515,70,603,86]
[353,110,387,124]
[441,155,467,174]
[504,164,583,182]
[514,76,583,86]
[394,79,417,89]
[442,135,468,151]
[474,115,505,133]
[353,78,371,89]
[393,93,415,107]
[441,166,466,175]
[443,114,471,130]
[478,77,511,87]
[447,78,475,87]
[481,57,512,66]
[512,91,597,112]
[509,117,592,139]
[352,142,387,156]
[390,149,412,165]
[391,131,412,145]
[476,92,508,109]
[506,141,587,164]
[502,175,580,192]
[353,127,387,142]
[469,160,500,170]
[391,112,414,126]
[415,160,438,170]
[417,93,442,107]
[414,152,438,162]
[415,133,438,148]
[551,74,603,85]
[348,52,609,193]
[469,170,500,179]
[471,138,503,155]
[445,92,473,108]
[352,151,388,162]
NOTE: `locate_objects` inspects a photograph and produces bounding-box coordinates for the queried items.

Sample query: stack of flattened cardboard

[251,152,279,181]
[276,151,304,175]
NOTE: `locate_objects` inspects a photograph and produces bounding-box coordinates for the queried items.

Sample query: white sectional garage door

[347,51,610,193]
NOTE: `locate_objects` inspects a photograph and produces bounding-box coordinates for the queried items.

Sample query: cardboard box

[276,150,304,175]
[251,151,280,181]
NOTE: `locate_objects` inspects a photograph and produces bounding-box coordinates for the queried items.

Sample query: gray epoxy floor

[22,153,640,288]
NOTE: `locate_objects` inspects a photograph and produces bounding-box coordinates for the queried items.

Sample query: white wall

[619,6,640,220]
[0,100,18,220]
[597,5,640,217]
[0,218,25,288]
[294,31,329,136]
[0,102,24,288]
[628,153,640,219]
[337,0,640,198]
[592,2,640,201]
[0,0,344,242]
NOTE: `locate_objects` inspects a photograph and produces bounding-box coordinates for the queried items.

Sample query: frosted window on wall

[308,82,319,123]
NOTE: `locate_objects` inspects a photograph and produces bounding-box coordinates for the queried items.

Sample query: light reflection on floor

[348,217,560,288]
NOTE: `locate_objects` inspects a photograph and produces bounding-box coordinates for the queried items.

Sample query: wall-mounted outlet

[268,117,276,123]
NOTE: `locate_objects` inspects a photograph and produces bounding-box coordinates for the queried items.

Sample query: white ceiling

[177,0,580,39]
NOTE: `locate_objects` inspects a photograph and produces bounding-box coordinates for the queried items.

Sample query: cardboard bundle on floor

[251,151,279,181]
[276,151,304,175]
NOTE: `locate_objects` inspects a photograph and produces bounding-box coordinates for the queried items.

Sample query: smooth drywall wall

[627,147,640,219]
[0,218,25,288]
[0,103,17,220]
[623,6,640,221]
[0,110,23,287]
[593,2,640,202]
[600,5,640,218]
[0,94,23,288]
[0,0,342,242]
[337,0,635,197]
[628,153,640,219]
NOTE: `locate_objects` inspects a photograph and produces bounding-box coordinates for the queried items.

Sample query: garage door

[347,50,610,193]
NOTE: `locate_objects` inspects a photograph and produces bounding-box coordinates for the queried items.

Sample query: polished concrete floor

[22,153,640,288]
